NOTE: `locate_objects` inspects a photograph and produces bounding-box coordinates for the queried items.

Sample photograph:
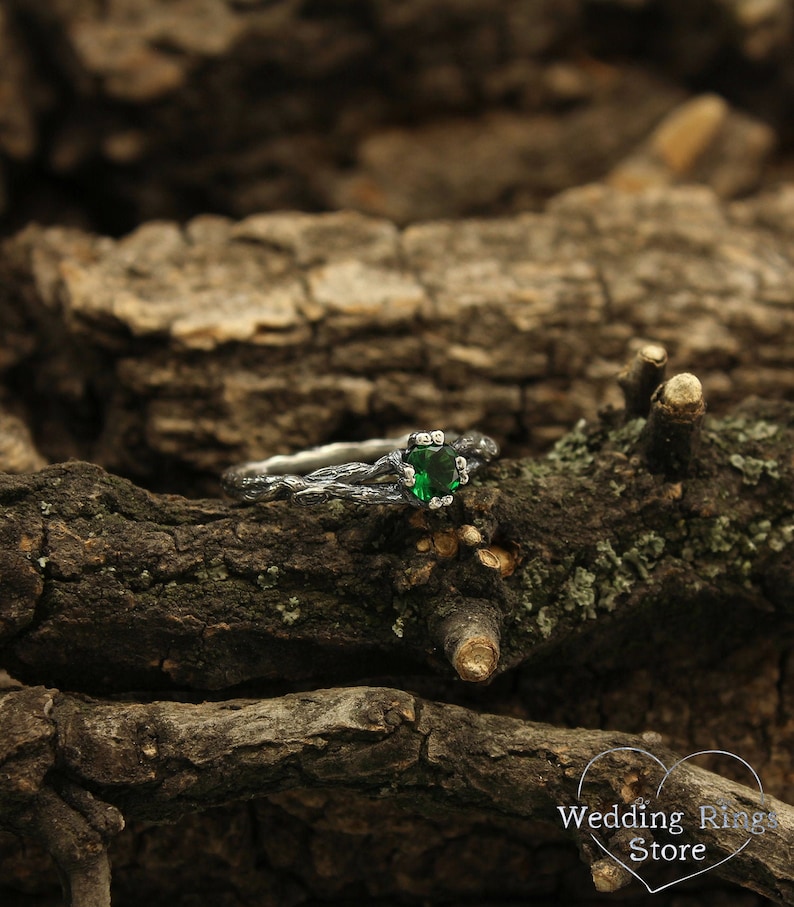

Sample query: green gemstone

[405,444,461,503]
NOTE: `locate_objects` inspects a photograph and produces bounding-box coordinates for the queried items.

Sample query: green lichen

[768,521,794,552]
[708,416,780,446]
[678,512,793,586]
[256,566,280,589]
[535,606,558,638]
[512,408,789,641]
[276,596,301,625]
[518,459,555,482]
[194,562,229,582]
[728,454,780,486]
[622,532,666,580]
[609,417,648,453]
[391,595,417,638]
[546,417,646,468]
[552,532,666,620]
[547,419,593,467]
[325,499,348,518]
[561,566,597,619]
[592,540,634,610]
[682,515,741,560]
[518,557,566,617]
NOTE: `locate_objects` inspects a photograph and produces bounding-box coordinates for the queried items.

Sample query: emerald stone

[405,444,461,502]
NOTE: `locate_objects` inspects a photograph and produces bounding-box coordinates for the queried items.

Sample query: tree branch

[1,684,792,903]
[0,397,791,693]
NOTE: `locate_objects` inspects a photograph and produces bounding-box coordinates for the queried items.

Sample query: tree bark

[2,683,793,907]
[0,398,791,694]
[2,186,794,492]
[0,389,792,902]
[2,188,794,904]
[2,0,792,231]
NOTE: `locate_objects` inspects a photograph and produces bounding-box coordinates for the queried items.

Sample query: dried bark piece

[3,0,794,233]
[715,0,794,60]
[0,6,39,162]
[330,70,681,221]
[0,409,47,473]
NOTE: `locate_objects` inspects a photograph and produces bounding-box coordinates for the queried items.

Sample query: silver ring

[221,430,499,509]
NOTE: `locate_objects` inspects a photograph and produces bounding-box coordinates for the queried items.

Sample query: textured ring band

[221,430,499,509]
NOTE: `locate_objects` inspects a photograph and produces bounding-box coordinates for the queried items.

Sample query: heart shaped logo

[567,747,768,894]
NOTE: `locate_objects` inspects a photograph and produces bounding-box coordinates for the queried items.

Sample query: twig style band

[221,430,499,509]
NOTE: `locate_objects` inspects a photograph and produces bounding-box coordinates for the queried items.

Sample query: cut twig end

[590,857,633,893]
[453,636,500,682]
[433,603,502,683]
[643,372,706,475]
[639,343,668,365]
[656,372,704,414]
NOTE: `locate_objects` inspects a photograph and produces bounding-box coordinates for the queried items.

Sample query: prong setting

[426,494,456,510]
[431,430,445,445]
[455,456,469,485]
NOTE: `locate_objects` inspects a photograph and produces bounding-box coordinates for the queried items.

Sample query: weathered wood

[0,398,791,694]
[1,684,792,905]
[2,187,794,490]
[2,184,793,904]
[1,1,792,902]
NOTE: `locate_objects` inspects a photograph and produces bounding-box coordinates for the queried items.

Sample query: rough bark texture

[2,685,794,906]
[0,394,792,903]
[2,186,794,495]
[0,400,792,695]
[1,182,794,903]
[2,2,794,903]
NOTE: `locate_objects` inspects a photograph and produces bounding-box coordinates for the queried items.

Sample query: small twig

[0,687,126,907]
[643,372,706,475]
[431,599,502,681]
[617,344,668,417]
[23,787,123,907]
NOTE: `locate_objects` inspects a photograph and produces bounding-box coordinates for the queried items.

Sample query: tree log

[1,372,792,905]
[0,394,791,694]
[2,0,794,901]
[2,182,794,903]
[2,186,794,491]
[0,683,792,906]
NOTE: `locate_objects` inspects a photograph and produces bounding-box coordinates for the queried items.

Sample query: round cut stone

[405,444,461,503]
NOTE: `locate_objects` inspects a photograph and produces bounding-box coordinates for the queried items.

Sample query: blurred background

[1,0,792,235]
